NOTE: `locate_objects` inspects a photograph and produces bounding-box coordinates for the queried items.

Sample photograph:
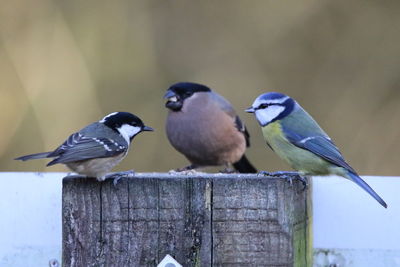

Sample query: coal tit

[15,112,153,181]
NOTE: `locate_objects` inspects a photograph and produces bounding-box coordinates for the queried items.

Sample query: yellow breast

[262,121,293,160]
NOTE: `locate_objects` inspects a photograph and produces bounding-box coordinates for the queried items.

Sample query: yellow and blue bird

[246,92,387,208]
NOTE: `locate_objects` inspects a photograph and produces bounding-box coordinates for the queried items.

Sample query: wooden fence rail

[62,173,312,267]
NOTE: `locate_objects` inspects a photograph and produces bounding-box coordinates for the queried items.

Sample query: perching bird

[164,82,257,173]
[246,92,387,208]
[15,112,153,181]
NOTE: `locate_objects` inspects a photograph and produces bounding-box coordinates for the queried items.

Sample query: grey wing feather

[15,151,52,161]
[210,92,237,117]
[234,116,250,147]
[47,132,127,166]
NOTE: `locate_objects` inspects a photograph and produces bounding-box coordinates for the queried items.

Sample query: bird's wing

[211,92,251,146]
[210,92,237,116]
[234,116,250,147]
[283,128,356,173]
[46,132,127,166]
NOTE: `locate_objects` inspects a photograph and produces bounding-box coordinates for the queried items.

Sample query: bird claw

[286,175,308,189]
[257,170,273,176]
[284,174,308,190]
[175,164,198,172]
[219,167,237,174]
[113,175,123,186]
[258,171,308,190]
[106,170,135,186]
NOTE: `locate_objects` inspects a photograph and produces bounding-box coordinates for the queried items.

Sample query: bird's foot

[258,171,308,189]
[219,167,237,174]
[285,174,308,189]
[172,164,199,173]
[105,170,135,186]
[269,171,300,177]
[170,169,200,175]
[257,170,273,176]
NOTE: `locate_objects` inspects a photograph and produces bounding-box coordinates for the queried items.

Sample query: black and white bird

[164,82,257,173]
[15,112,153,181]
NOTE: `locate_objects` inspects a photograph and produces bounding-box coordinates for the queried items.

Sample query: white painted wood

[313,175,400,267]
[0,172,64,267]
[314,248,400,267]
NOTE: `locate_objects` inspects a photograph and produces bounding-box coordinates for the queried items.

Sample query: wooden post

[62,173,312,267]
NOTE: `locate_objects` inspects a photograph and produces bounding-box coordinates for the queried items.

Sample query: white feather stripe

[253,96,289,108]
[299,136,317,144]
[99,112,118,123]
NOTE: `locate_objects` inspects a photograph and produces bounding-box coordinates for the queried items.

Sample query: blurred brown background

[1,0,399,175]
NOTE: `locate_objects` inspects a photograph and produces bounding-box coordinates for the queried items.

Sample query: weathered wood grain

[62,173,311,267]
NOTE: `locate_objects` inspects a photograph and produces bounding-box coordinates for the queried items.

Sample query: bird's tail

[347,171,387,208]
[233,155,257,173]
[14,152,51,161]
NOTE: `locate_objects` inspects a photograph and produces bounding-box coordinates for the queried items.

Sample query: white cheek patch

[168,96,178,102]
[117,125,142,144]
[255,105,285,126]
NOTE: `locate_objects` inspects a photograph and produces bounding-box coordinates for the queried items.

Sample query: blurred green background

[1,0,399,175]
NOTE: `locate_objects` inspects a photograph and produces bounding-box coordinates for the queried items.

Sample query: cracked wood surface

[62,173,311,267]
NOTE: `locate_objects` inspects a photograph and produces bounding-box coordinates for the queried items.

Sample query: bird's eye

[259,103,269,109]
[184,92,193,97]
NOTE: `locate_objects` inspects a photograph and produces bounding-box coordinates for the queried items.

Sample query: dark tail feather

[233,155,257,173]
[14,152,51,161]
[348,172,387,208]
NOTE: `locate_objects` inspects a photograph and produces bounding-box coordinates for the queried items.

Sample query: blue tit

[246,92,387,208]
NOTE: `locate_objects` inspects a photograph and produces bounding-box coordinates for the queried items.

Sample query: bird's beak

[163,90,178,102]
[245,106,255,113]
[142,126,154,132]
